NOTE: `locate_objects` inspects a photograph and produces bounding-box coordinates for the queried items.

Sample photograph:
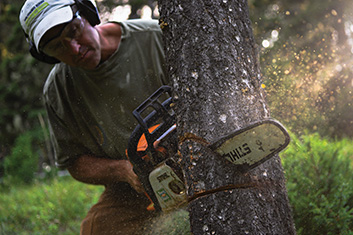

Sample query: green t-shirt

[43,19,169,169]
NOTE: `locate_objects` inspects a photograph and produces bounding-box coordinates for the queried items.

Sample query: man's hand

[68,155,145,193]
[119,160,144,193]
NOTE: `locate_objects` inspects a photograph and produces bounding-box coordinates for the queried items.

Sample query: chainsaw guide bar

[128,86,291,212]
[210,119,290,171]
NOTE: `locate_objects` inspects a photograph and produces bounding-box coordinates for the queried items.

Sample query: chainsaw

[127,86,291,212]
[127,86,186,212]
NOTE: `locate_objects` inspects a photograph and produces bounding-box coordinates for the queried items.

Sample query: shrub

[3,129,42,184]
[0,176,103,234]
[281,133,353,235]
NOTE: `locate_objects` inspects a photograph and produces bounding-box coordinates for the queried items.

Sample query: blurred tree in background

[0,0,352,182]
[249,0,353,138]
[0,0,54,181]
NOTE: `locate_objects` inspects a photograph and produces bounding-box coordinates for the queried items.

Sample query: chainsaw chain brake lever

[128,85,175,167]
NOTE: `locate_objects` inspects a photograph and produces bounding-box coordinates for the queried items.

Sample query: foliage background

[249,0,353,138]
[0,0,352,234]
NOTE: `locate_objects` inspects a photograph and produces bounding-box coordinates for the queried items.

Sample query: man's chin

[77,56,101,70]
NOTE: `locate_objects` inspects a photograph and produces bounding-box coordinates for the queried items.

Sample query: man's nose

[63,39,80,55]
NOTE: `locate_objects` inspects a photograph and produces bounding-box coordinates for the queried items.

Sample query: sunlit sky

[97,2,157,22]
[95,1,353,54]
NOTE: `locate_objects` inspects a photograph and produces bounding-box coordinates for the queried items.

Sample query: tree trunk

[158,0,296,234]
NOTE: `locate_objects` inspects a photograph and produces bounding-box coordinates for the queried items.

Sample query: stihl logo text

[223,143,252,162]
[157,173,170,182]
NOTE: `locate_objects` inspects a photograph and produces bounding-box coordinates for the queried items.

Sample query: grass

[0,176,103,235]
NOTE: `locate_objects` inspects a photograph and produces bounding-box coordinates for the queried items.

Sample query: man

[19,0,169,234]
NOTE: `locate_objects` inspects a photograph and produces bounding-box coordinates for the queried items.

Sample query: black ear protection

[25,0,100,64]
[74,0,100,26]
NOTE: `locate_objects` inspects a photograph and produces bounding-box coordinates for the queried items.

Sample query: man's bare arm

[67,155,144,193]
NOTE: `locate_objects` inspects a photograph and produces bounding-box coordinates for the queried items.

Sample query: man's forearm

[67,155,144,192]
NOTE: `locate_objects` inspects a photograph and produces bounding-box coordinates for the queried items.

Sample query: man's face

[39,14,101,70]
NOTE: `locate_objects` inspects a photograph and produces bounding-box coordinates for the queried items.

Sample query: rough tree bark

[158,0,296,234]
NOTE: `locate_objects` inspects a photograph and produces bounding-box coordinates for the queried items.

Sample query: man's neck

[96,22,122,63]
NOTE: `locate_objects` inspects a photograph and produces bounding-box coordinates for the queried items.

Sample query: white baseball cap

[19,0,76,51]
